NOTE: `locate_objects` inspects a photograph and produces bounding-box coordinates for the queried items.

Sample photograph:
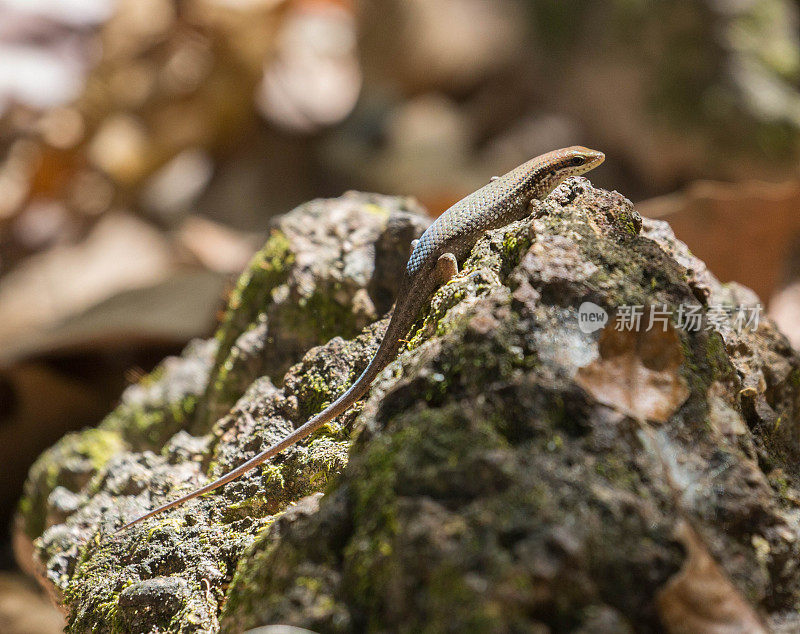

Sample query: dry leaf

[657,520,768,634]
[575,314,690,422]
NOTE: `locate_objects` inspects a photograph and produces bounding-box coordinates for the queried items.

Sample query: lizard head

[533,146,605,196]
[558,146,605,174]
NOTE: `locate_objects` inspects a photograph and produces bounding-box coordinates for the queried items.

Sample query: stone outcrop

[16,181,800,632]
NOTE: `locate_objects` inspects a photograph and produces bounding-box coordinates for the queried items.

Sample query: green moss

[63,541,126,632]
[364,202,390,217]
[769,470,792,502]
[261,463,285,490]
[146,517,185,540]
[704,331,729,379]
[547,433,564,452]
[222,533,303,629]
[343,404,509,617]
[74,430,122,470]
[681,329,729,391]
[426,319,533,411]
[788,367,800,389]
[19,428,126,539]
[223,496,274,523]
[221,432,354,629]
[425,563,511,631]
[289,287,364,347]
[594,455,640,491]
[217,431,350,525]
[292,367,341,419]
[570,214,683,308]
[19,342,210,598]
[100,394,198,451]
[406,284,473,350]
[204,230,294,420]
[217,230,294,348]
[500,230,533,274]
[609,203,643,238]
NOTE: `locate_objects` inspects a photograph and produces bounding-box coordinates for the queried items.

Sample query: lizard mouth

[583,150,605,170]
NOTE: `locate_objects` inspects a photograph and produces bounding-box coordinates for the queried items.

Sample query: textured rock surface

[16,181,800,632]
[15,191,428,632]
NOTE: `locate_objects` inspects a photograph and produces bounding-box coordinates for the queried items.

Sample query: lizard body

[117,146,604,532]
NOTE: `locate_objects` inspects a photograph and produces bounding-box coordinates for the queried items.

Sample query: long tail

[116,304,414,534]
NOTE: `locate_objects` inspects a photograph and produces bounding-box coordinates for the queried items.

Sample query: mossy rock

[17,181,800,633]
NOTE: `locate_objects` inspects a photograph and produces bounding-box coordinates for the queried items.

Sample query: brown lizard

[117,146,605,532]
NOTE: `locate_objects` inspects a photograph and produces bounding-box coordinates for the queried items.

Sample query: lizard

[117,146,605,533]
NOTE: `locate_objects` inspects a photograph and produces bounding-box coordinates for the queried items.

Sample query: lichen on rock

[16,181,800,633]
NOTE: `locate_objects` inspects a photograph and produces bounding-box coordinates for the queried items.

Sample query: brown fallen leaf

[657,520,768,634]
[0,212,174,349]
[575,313,690,422]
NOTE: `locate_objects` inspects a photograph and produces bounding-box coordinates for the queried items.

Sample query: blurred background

[3,0,800,629]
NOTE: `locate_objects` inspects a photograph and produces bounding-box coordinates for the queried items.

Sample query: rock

[117,576,191,631]
[200,191,429,425]
[16,181,800,632]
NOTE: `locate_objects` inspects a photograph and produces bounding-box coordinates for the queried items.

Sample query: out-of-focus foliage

[0,0,287,266]
[350,0,800,201]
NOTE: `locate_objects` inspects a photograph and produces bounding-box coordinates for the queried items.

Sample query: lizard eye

[570,156,586,166]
